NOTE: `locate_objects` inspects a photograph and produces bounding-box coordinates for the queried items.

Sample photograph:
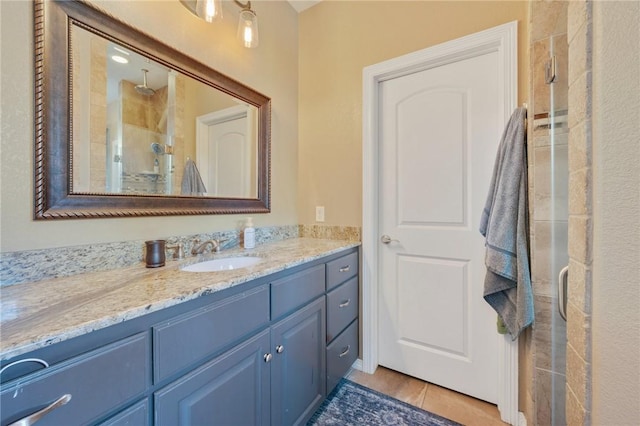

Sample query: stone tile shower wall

[120,80,169,194]
[71,33,108,193]
[566,0,593,423]
[527,1,570,424]
[89,37,108,192]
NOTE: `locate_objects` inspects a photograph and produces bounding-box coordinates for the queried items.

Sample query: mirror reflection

[71,24,258,198]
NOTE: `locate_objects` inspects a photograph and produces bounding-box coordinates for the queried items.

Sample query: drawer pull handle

[276,345,284,354]
[339,299,351,308]
[339,345,351,358]
[0,358,49,375]
[264,353,272,363]
[339,265,350,272]
[9,393,71,426]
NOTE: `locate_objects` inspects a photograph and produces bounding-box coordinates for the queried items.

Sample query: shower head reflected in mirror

[135,69,155,96]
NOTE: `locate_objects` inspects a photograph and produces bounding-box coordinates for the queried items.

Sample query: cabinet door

[271,297,326,426]
[154,329,270,426]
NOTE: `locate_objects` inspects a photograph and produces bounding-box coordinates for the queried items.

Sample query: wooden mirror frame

[34,0,271,219]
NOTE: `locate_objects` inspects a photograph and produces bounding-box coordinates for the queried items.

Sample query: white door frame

[362,21,520,425]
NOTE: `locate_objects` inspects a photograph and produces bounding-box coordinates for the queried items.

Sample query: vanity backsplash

[0,225,361,287]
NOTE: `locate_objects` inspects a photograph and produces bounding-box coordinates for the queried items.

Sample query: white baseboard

[518,412,527,426]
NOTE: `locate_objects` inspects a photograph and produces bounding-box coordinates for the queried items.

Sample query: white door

[377,51,502,403]
[207,117,249,197]
[196,106,251,198]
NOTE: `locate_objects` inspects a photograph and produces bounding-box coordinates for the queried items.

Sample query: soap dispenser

[244,217,255,249]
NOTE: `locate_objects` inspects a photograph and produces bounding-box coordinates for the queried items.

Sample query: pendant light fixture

[235,1,259,48]
[180,0,259,49]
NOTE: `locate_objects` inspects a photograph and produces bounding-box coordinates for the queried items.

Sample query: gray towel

[479,107,533,339]
[181,159,207,196]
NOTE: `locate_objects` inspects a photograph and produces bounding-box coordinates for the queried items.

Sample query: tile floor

[347,366,508,426]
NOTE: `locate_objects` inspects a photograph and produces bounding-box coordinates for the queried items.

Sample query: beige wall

[591,1,640,424]
[0,0,298,252]
[298,1,529,226]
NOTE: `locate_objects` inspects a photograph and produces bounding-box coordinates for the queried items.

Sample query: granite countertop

[0,238,360,361]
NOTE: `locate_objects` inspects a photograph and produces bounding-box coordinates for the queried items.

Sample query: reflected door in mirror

[196,106,257,198]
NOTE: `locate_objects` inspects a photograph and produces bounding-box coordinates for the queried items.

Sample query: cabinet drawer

[271,264,325,320]
[326,252,358,291]
[326,319,358,394]
[153,285,269,383]
[99,399,149,426]
[326,277,359,343]
[0,333,149,426]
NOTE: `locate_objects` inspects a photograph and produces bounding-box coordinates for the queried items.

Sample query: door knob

[381,235,399,244]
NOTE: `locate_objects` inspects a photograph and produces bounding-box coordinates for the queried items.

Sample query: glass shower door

[547,33,569,426]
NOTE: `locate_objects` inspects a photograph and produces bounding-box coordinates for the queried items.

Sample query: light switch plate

[315,206,325,222]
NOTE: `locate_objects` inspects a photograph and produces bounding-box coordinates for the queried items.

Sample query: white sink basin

[181,256,263,272]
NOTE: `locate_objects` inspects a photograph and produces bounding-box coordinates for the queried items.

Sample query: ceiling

[287,0,321,13]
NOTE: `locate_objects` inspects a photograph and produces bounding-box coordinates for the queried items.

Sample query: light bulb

[243,23,253,47]
[196,0,222,23]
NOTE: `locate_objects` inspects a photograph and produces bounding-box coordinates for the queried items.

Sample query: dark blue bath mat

[307,379,462,425]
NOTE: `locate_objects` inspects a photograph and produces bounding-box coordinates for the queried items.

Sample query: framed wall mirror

[34,0,271,219]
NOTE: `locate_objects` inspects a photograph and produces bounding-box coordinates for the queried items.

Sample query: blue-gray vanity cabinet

[0,332,150,426]
[270,297,326,426]
[324,250,360,395]
[0,246,359,426]
[155,262,327,426]
[154,329,271,426]
[152,284,270,384]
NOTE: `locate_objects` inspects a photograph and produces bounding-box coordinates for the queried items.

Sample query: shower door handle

[558,265,569,321]
[545,55,557,84]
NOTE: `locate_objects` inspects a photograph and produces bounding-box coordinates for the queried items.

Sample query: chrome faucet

[191,239,222,255]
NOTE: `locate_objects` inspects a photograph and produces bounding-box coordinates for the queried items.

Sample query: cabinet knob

[275,345,284,354]
[263,353,272,363]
